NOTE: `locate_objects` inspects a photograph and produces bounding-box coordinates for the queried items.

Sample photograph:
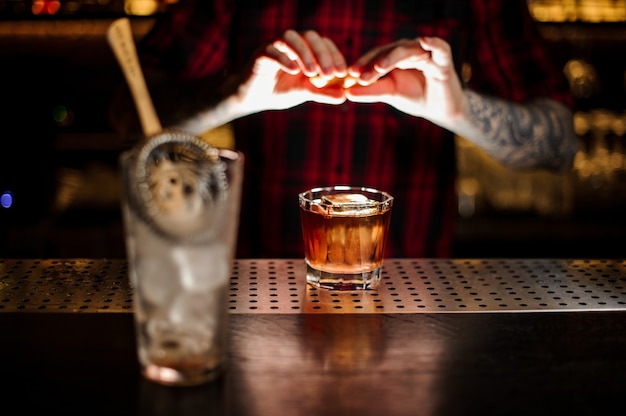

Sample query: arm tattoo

[462,90,579,171]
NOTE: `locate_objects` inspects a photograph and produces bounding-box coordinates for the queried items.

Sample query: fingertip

[278,57,301,75]
[309,75,328,88]
[376,57,390,70]
[334,67,348,79]
[418,36,438,51]
[302,63,319,77]
[357,71,381,86]
[342,76,357,89]
[347,67,359,78]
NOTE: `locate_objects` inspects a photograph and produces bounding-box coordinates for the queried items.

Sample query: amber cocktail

[299,186,393,290]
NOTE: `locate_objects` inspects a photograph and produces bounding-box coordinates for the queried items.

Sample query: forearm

[150,74,248,136]
[168,93,244,135]
[449,90,579,171]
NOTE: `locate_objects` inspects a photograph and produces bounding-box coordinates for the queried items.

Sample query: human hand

[345,37,467,126]
[234,29,349,114]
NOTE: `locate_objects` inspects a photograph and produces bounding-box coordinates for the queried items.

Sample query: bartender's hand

[141,29,349,135]
[345,37,467,126]
[234,29,347,114]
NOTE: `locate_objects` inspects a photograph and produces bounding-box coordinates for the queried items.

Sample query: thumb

[345,78,391,102]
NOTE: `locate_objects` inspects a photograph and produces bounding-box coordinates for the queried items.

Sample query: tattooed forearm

[458,90,579,171]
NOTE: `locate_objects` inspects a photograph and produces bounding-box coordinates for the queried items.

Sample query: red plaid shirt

[140,0,573,258]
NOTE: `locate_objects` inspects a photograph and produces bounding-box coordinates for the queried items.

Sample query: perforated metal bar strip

[1,259,625,313]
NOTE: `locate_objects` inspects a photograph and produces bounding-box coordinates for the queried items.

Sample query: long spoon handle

[107,17,162,137]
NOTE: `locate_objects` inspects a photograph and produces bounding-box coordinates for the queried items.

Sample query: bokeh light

[124,0,159,16]
[53,105,73,126]
[1,191,13,209]
[32,0,61,15]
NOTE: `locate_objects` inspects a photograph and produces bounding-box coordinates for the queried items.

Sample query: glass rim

[120,146,243,163]
[299,185,392,199]
[298,185,394,212]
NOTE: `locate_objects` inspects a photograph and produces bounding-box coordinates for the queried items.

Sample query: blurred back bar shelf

[1,0,625,259]
[528,0,626,23]
[0,0,175,19]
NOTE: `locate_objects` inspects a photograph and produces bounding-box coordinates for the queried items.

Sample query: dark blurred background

[1,0,625,259]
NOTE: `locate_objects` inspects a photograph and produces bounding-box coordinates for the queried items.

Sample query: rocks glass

[299,186,393,290]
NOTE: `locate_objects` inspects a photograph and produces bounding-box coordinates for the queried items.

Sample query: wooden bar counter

[2,258,626,415]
